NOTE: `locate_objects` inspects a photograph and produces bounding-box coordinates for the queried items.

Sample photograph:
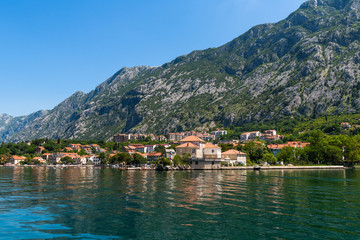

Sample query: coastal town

[0,128,314,169]
[2,121,360,169]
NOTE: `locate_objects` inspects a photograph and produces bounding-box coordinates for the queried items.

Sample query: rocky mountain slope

[2,0,360,142]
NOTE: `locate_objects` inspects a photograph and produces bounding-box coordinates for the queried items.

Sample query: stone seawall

[221,166,346,170]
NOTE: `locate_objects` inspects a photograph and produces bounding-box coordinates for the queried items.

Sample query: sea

[0,166,359,239]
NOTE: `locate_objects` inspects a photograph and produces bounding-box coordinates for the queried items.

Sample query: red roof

[179,136,205,143]
[147,152,162,157]
[204,143,221,149]
[222,149,246,155]
[176,142,199,148]
[267,142,310,150]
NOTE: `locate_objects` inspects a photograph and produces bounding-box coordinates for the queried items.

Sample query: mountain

[2,0,360,142]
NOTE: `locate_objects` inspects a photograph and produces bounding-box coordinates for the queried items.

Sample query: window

[195,161,198,165]
[212,162,214,165]
[212,150,214,153]
[192,149,195,153]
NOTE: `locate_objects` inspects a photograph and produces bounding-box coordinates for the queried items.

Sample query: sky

[0,0,306,116]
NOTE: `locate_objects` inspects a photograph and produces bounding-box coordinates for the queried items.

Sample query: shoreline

[0,165,353,170]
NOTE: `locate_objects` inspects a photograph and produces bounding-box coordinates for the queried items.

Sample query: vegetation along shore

[1,118,360,170]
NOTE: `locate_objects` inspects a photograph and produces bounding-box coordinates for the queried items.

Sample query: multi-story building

[175,136,221,169]
[211,130,228,139]
[221,149,247,166]
[113,134,130,143]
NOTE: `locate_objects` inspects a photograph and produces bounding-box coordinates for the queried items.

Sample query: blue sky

[0,0,305,116]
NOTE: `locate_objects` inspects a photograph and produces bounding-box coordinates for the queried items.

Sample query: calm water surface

[0,167,360,239]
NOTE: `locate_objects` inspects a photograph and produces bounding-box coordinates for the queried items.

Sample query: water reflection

[1,167,360,239]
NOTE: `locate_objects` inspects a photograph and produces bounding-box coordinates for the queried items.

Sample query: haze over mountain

[1,0,360,142]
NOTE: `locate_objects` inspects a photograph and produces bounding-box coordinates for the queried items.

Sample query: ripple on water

[0,168,360,239]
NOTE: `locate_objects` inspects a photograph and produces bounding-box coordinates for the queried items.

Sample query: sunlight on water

[0,166,360,239]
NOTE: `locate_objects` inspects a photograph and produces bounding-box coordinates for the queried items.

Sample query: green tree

[306,130,327,164]
[219,143,235,152]
[262,152,277,164]
[342,136,360,165]
[242,142,269,164]
[0,153,11,165]
[99,152,108,164]
[277,147,295,164]
[78,149,87,156]
[173,155,181,166]
[133,153,147,166]
[109,153,132,165]
[156,157,171,167]
[60,156,75,165]
[154,146,166,155]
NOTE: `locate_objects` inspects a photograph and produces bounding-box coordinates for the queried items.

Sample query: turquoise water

[0,167,360,239]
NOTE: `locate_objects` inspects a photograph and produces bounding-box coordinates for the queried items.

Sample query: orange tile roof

[134,152,147,157]
[129,144,144,147]
[204,143,221,149]
[176,142,199,148]
[222,149,246,155]
[11,155,25,160]
[267,142,310,149]
[147,152,162,157]
[179,136,205,143]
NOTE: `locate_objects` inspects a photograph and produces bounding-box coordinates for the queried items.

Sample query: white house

[222,149,247,166]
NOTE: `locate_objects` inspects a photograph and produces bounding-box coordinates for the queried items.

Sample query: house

[49,152,81,164]
[81,145,92,154]
[93,155,101,165]
[264,130,277,136]
[261,134,282,142]
[42,153,53,161]
[113,134,130,143]
[128,144,147,153]
[158,135,167,141]
[99,148,107,153]
[64,147,73,152]
[341,122,351,129]
[249,131,261,139]
[90,144,101,152]
[221,149,247,166]
[211,130,228,139]
[81,155,95,165]
[175,133,185,141]
[34,146,45,154]
[11,156,26,165]
[147,152,162,162]
[203,143,222,159]
[241,131,261,141]
[240,132,251,141]
[267,141,310,156]
[33,157,46,164]
[176,136,221,169]
[145,145,157,153]
[69,144,82,151]
[176,142,200,159]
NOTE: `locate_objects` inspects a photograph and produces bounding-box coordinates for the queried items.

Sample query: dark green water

[0,167,360,239]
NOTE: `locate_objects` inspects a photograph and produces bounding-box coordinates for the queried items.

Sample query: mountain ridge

[2,0,360,142]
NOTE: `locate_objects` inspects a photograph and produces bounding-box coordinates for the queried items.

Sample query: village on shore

[1,128,316,170]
